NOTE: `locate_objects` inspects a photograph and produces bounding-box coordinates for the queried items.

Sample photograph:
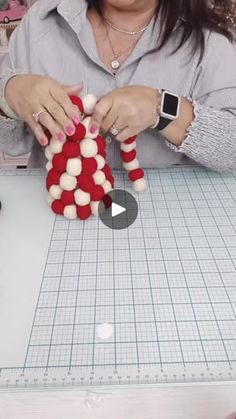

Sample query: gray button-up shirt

[0,0,236,170]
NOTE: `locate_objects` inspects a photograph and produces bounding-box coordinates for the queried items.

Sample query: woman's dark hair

[85,0,233,58]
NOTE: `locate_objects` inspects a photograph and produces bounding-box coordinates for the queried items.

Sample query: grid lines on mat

[24,168,236,373]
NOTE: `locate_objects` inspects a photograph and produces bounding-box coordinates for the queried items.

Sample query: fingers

[100,109,118,134]
[107,113,131,142]
[44,97,76,137]
[26,118,49,146]
[116,127,135,142]
[62,83,84,96]
[5,74,86,147]
[35,110,67,142]
[31,83,85,145]
[89,96,113,133]
[50,86,82,126]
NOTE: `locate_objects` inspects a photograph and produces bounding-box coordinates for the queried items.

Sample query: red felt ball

[69,123,86,143]
[102,163,112,178]
[77,204,92,220]
[46,169,61,191]
[61,190,75,205]
[95,135,106,154]
[102,194,112,209]
[124,136,136,145]
[121,149,136,163]
[128,168,144,182]
[91,185,105,201]
[107,175,115,188]
[77,173,95,193]
[51,200,65,215]
[82,157,98,175]
[69,95,84,113]
[52,153,67,173]
[62,142,81,158]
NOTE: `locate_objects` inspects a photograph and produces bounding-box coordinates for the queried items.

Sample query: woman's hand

[5,75,84,146]
[89,85,160,142]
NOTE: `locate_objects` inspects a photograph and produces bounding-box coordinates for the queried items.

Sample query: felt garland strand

[45,94,147,220]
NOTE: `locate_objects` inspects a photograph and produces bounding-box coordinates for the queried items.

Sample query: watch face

[162,93,179,117]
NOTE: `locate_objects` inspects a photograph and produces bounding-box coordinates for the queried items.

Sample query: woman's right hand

[4,74,84,146]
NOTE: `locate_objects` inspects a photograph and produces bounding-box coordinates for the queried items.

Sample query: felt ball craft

[45,93,147,220]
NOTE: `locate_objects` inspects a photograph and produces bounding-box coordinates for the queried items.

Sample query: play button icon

[98,189,138,230]
[112,202,126,218]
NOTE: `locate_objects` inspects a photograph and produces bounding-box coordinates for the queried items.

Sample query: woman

[0,0,236,170]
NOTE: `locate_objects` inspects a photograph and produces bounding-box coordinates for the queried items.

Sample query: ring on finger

[32,109,47,124]
[110,124,121,136]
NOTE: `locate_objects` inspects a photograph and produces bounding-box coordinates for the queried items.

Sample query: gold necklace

[104,17,149,35]
[105,25,141,72]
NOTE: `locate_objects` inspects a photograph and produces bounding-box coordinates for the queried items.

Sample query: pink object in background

[225,413,236,419]
[0,0,28,24]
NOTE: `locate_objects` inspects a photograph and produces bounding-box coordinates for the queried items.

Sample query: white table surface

[0,384,236,419]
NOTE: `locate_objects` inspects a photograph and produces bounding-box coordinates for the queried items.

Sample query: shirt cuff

[0,71,25,120]
[165,99,236,171]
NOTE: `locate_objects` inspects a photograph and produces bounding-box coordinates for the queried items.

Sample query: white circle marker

[97,323,113,340]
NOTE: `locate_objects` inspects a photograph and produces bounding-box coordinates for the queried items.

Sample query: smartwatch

[156,90,180,131]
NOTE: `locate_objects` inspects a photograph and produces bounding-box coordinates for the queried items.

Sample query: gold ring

[32,110,47,124]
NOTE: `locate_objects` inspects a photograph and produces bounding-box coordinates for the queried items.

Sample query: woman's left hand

[89,85,160,142]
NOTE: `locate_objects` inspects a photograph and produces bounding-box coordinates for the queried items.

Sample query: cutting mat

[0,167,236,391]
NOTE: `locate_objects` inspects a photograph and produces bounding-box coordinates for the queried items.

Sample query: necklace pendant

[111,59,120,70]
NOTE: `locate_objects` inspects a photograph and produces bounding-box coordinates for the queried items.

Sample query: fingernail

[56,131,66,141]
[40,137,48,146]
[90,124,98,134]
[66,125,76,136]
[72,115,80,125]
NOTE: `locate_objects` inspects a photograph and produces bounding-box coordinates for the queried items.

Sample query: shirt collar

[39,0,88,20]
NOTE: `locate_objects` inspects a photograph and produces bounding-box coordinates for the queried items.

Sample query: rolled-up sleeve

[178,32,236,171]
[0,12,34,156]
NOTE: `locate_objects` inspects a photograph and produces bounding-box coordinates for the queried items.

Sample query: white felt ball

[64,205,77,220]
[66,158,82,176]
[133,178,147,193]
[74,189,90,206]
[60,173,77,191]
[95,155,105,170]
[49,185,63,200]
[45,145,54,161]
[93,170,106,185]
[46,161,53,172]
[82,94,97,115]
[123,158,139,171]
[80,138,98,158]
[90,201,99,216]
[120,142,136,152]
[50,137,65,154]
[83,116,98,139]
[102,180,112,194]
[46,194,54,206]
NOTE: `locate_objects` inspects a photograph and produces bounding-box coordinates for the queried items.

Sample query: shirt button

[106,136,112,144]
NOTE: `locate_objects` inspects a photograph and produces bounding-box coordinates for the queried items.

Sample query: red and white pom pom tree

[45,94,147,220]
